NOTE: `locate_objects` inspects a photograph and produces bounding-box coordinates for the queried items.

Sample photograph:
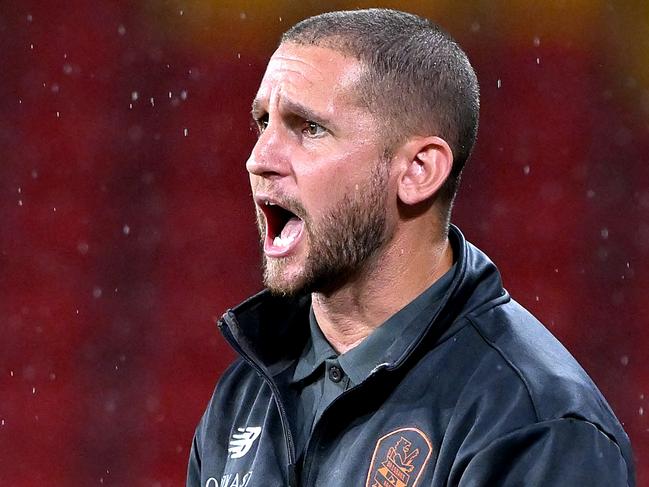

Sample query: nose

[246,124,289,179]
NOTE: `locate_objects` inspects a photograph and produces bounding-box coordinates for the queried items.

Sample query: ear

[395,136,454,205]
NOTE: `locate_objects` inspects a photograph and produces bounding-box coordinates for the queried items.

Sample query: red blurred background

[1,1,647,485]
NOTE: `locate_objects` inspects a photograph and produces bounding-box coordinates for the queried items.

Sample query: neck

[311,227,453,354]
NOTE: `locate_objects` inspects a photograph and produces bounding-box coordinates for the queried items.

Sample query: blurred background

[1,0,647,485]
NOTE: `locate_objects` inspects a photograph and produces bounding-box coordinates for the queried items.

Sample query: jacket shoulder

[196,358,265,440]
[465,298,626,439]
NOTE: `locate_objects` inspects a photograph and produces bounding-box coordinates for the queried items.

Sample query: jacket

[187,225,635,486]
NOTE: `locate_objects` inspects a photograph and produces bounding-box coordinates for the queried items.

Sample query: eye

[255,113,269,135]
[303,121,326,137]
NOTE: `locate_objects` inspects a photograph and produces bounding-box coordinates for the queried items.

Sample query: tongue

[280,216,303,240]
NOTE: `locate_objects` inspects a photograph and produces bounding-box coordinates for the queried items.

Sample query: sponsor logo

[228,426,262,459]
[205,471,252,487]
[366,427,433,487]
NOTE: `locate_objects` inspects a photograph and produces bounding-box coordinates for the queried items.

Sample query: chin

[263,257,309,297]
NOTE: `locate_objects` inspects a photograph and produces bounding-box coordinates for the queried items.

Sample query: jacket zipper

[220,313,298,487]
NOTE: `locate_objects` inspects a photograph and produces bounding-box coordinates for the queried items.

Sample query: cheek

[298,171,359,220]
[296,149,376,213]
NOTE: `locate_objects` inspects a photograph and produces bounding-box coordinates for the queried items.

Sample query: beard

[257,162,390,297]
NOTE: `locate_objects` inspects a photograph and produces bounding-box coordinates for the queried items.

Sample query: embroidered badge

[366,427,433,487]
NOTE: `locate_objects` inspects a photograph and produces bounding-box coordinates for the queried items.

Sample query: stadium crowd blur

[1,1,648,485]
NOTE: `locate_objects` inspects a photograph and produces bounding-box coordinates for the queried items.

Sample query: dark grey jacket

[187,226,635,486]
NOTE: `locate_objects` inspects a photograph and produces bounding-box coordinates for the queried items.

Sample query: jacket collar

[220,225,508,375]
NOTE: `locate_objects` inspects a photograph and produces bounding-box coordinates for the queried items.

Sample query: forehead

[254,43,364,110]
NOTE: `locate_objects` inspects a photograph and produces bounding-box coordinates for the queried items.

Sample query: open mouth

[258,198,305,257]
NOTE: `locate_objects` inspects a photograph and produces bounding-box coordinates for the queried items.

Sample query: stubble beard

[257,162,390,297]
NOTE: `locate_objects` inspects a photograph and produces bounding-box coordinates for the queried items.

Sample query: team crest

[366,427,432,487]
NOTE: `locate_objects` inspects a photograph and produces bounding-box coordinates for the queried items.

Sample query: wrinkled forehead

[254,43,365,108]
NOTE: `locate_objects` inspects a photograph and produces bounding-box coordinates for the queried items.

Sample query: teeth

[264,200,276,206]
[273,233,296,247]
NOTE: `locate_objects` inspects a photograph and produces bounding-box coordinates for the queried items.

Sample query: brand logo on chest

[228,426,262,459]
[366,427,433,487]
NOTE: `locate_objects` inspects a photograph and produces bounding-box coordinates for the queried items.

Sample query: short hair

[282,9,479,221]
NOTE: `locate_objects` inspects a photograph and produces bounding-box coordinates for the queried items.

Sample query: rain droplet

[586,189,595,198]
[56,111,60,118]
[240,11,247,20]
[18,200,23,206]
[183,128,189,137]
[150,97,155,107]
[30,43,34,50]
[536,57,540,65]
[32,387,36,394]
[123,224,130,235]
[523,165,530,175]
[600,228,609,239]
[27,14,33,22]
[180,90,187,100]
[117,24,126,36]
[533,36,541,47]
[497,79,502,89]
[620,355,629,366]
[77,241,89,255]
[640,407,644,416]
[93,287,103,299]
[131,91,139,101]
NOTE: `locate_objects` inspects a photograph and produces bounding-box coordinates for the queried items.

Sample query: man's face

[247,43,392,296]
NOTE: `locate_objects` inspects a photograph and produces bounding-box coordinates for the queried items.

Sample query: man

[188,9,634,486]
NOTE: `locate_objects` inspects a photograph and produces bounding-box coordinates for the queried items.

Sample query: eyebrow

[250,98,265,121]
[251,97,334,129]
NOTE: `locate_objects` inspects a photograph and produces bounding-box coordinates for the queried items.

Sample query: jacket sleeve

[186,428,202,487]
[457,417,633,487]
